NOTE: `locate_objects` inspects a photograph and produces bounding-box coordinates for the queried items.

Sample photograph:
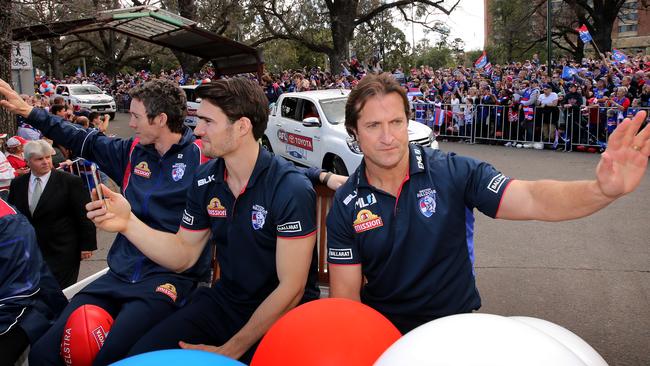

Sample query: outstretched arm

[498,111,649,221]
[86,184,210,272]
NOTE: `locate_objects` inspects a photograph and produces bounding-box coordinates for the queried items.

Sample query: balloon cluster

[112,300,608,366]
[39,81,56,97]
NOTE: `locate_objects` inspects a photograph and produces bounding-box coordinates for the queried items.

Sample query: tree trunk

[172,51,206,76]
[573,39,585,61]
[329,9,355,75]
[51,41,63,79]
[593,20,613,53]
[0,0,15,136]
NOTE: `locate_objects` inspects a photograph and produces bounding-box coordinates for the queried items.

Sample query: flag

[484,62,493,75]
[612,49,628,64]
[577,24,592,43]
[561,66,578,80]
[474,51,488,69]
[76,67,83,77]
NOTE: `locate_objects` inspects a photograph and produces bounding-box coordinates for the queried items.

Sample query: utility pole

[546,0,552,76]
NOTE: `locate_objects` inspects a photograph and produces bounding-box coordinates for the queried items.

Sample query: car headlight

[346,137,362,154]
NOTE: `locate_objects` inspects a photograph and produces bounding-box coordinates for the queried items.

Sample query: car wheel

[331,156,348,176]
[261,136,273,153]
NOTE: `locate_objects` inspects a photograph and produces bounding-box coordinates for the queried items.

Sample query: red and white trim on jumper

[121,138,140,194]
[192,139,211,165]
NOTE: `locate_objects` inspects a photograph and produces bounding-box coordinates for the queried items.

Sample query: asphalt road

[81,112,649,366]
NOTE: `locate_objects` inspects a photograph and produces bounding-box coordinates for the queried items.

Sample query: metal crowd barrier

[57,157,106,192]
[410,101,650,152]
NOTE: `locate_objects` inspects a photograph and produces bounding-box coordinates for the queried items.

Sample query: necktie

[30,177,42,215]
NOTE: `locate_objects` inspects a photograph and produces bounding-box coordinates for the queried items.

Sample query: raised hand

[0,79,34,117]
[596,111,650,198]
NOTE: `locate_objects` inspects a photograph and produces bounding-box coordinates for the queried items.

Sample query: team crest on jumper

[353,209,383,233]
[207,198,227,218]
[155,283,177,302]
[251,204,267,230]
[171,163,186,182]
[133,161,152,178]
[417,188,437,217]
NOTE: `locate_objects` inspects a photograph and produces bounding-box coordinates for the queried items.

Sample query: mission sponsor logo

[155,283,178,302]
[353,209,383,233]
[277,129,314,151]
[206,197,227,218]
[487,174,508,193]
[328,248,353,260]
[133,161,152,178]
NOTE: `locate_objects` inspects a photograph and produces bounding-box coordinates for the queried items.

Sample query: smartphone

[90,163,104,201]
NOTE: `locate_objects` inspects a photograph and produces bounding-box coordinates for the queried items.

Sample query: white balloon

[374,313,588,366]
[510,316,608,366]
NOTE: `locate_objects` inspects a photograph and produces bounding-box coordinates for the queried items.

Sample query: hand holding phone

[90,163,104,201]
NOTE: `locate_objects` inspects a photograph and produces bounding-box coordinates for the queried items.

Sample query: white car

[53,84,116,119]
[181,85,200,129]
[263,90,436,175]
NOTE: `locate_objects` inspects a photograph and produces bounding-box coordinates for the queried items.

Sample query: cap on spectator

[0,133,7,139]
[6,136,27,148]
[567,83,577,88]
[542,83,552,89]
[531,79,540,84]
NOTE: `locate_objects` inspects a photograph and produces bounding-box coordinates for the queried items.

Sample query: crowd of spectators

[24,49,650,151]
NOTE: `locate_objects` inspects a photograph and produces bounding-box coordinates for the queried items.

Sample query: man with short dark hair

[327,73,650,334]
[87,78,319,362]
[0,78,214,365]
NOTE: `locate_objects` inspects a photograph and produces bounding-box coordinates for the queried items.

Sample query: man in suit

[8,140,96,288]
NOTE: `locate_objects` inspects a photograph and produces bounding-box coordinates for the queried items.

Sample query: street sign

[11,42,33,70]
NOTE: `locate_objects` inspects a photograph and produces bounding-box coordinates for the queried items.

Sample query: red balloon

[60,304,113,366]
[251,298,401,366]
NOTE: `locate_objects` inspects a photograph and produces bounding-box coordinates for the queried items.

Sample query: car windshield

[319,97,347,124]
[69,85,103,95]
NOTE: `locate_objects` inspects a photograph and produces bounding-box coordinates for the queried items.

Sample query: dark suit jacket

[8,169,97,282]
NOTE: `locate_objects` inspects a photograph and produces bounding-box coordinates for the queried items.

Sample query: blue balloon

[111,349,246,366]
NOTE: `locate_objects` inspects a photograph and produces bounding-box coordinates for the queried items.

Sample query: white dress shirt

[29,170,52,206]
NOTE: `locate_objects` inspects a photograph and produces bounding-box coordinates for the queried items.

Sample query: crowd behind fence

[410,102,650,152]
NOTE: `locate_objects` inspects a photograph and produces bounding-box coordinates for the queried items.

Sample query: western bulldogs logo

[171,163,186,182]
[418,192,437,218]
[251,204,267,230]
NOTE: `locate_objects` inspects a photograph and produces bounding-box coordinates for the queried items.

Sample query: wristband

[322,172,333,186]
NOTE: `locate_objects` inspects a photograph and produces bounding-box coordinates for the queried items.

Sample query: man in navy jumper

[326,73,650,334]
[87,78,319,362]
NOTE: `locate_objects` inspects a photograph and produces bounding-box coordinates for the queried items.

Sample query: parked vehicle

[264,90,436,175]
[53,84,117,119]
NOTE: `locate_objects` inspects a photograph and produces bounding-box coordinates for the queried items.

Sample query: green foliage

[413,43,453,69]
[351,16,411,71]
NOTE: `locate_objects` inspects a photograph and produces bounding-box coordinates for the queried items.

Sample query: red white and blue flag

[612,49,628,64]
[474,51,488,69]
[577,24,592,43]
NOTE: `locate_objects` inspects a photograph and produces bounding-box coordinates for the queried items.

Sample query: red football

[60,305,113,366]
